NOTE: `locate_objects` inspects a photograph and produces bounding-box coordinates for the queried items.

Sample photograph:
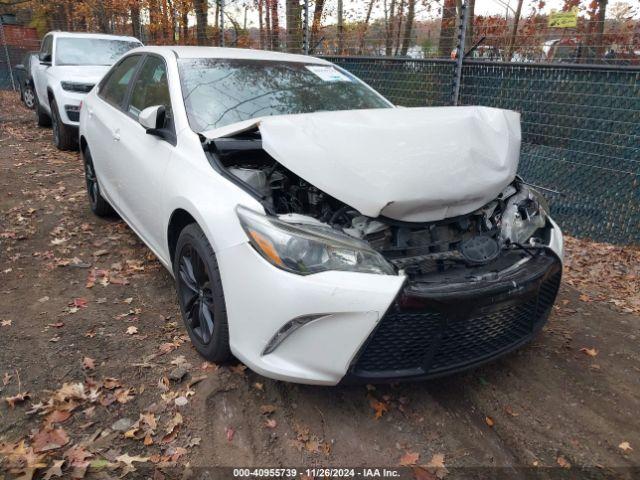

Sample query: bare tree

[271,0,279,49]
[400,0,415,56]
[286,0,302,52]
[357,0,377,54]
[310,0,326,51]
[507,0,523,60]
[438,0,456,58]
[194,0,208,45]
[337,0,344,53]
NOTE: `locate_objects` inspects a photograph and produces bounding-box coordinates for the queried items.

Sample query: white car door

[33,34,53,109]
[87,55,143,205]
[111,54,176,255]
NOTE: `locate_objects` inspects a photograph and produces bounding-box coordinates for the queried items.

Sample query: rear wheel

[174,224,231,362]
[51,99,77,151]
[22,85,36,109]
[83,146,115,217]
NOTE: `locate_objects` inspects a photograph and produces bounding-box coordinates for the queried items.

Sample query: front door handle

[112,129,121,141]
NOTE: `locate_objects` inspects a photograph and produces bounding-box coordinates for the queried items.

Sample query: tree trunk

[594,0,608,57]
[194,0,208,45]
[271,0,279,49]
[310,0,325,52]
[130,2,142,40]
[257,0,265,49]
[400,0,415,56]
[394,0,405,55]
[465,0,475,51]
[438,0,456,58]
[385,0,396,56]
[357,0,376,54]
[507,0,523,60]
[337,0,344,54]
[285,0,302,53]
[265,0,272,48]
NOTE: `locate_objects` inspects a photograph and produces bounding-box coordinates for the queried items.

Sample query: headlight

[60,81,94,93]
[236,206,395,275]
[501,185,548,244]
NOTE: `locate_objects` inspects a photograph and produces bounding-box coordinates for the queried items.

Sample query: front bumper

[216,220,563,385]
[342,249,562,383]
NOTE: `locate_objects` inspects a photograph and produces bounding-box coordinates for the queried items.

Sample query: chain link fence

[1,1,638,243]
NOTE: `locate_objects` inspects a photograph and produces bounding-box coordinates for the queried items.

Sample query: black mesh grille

[429,299,536,372]
[354,312,443,372]
[351,266,561,377]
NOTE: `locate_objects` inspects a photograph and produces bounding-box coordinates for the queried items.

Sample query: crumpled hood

[204,106,521,222]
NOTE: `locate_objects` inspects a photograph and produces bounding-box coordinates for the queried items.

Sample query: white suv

[33,31,142,150]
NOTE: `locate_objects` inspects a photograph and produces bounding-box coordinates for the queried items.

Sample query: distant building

[0,13,39,89]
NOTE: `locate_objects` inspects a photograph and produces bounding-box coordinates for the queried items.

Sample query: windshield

[55,38,141,66]
[177,58,392,132]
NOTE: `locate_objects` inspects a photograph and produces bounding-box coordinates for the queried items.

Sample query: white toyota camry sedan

[79,46,563,385]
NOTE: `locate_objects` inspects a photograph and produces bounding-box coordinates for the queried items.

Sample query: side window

[40,35,53,59]
[128,56,173,130]
[99,55,141,108]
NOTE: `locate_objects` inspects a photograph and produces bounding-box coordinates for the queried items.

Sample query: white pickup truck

[32,31,142,150]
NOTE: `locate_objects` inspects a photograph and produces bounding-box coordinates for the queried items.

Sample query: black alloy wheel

[82,146,114,217]
[174,224,230,362]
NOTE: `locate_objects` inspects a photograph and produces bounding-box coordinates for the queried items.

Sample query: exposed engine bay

[206,132,553,279]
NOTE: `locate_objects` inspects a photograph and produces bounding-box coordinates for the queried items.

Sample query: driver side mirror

[139,105,176,145]
[39,52,51,65]
[139,105,166,130]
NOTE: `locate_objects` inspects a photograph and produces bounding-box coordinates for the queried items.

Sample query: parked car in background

[32,31,142,150]
[79,46,563,385]
[13,52,39,109]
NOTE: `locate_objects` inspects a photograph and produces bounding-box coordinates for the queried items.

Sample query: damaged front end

[202,110,563,381]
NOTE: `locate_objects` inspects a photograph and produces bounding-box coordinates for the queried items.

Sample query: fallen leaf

[229,363,247,375]
[556,455,571,468]
[226,426,235,442]
[126,326,138,335]
[485,416,495,427]
[264,418,277,429]
[426,453,446,469]
[115,388,134,404]
[260,404,276,415]
[399,451,420,466]
[4,391,30,408]
[1,319,12,327]
[43,459,65,479]
[3,372,12,385]
[102,377,121,390]
[369,397,389,420]
[44,410,72,428]
[619,441,633,452]
[32,427,70,453]
[82,357,95,370]
[504,405,519,417]
[580,347,598,357]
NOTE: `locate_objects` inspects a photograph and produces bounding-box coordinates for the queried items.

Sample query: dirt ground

[1,91,639,480]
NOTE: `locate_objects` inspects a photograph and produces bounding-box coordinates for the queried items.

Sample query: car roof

[47,31,141,43]
[132,46,330,65]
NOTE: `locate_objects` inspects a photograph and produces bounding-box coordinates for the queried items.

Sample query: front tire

[174,224,231,363]
[51,99,77,151]
[82,146,115,217]
[35,93,51,127]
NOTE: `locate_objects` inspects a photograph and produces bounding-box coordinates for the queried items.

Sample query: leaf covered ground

[1,91,639,479]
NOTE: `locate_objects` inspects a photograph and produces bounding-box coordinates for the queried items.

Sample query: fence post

[219,0,225,47]
[451,0,469,106]
[0,16,16,91]
[302,0,310,55]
